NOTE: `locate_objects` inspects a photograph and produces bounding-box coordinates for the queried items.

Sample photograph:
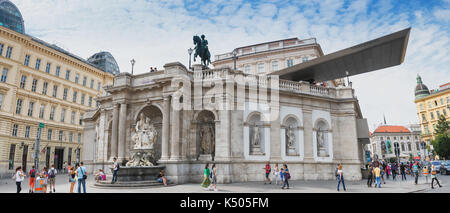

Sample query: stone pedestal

[287,147,297,156]
[318,148,329,157]
[198,154,213,161]
[112,165,165,182]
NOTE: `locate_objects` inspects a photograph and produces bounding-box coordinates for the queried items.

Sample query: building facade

[0,0,116,177]
[414,75,450,146]
[368,125,424,161]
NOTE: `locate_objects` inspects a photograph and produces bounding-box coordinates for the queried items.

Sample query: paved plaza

[1,173,448,193]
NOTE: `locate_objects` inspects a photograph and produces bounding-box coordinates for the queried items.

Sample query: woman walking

[210,164,218,191]
[431,164,442,189]
[336,164,346,191]
[201,163,211,190]
[281,164,290,189]
[273,163,279,185]
[69,166,77,193]
[14,166,26,193]
[41,167,48,193]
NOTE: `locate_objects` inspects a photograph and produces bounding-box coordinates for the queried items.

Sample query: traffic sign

[39,122,44,128]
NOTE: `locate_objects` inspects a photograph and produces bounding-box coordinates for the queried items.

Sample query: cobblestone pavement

[0,173,448,193]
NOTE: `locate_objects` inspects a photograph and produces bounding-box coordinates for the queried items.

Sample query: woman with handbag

[200,163,211,190]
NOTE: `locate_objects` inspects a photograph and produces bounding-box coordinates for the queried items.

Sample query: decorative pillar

[110,104,119,161]
[170,96,181,160]
[160,96,170,160]
[118,102,127,161]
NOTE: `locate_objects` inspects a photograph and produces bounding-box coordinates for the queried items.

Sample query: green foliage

[434,115,449,135]
[431,115,450,159]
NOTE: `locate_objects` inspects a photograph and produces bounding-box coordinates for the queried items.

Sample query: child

[95,169,105,182]
[280,168,284,186]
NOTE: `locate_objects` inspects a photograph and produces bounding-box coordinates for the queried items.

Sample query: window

[8,144,15,170]
[68,148,72,164]
[88,96,92,107]
[60,108,66,122]
[0,43,3,56]
[78,133,82,143]
[35,58,41,70]
[47,129,52,141]
[23,54,29,66]
[440,98,444,105]
[81,94,85,105]
[1,68,7,82]
[302,57,308,62]
[0,93,3,110]
[420,104,424,111]
[49,106,55,121]
[31,79,38,92]
[69,132,73,142]
[257,63,264,73]
[272,61,278,71]
[416,142,420,150]
[430,112,434,120]
[421,114,426,122]
[75,74,79,84]
[55,66,60,77]
[71,111,75,124]
[97,82,101,91]
[244,65,251,74]
[45,63,51,73]
[72,91,77,103]
[59,130,63,141]
[25,126,30,138]
[435,100,438,106]
[82,76,87,86]
[39,104,45,119]
[12,124,18,136]
[90,79,94,88]
[63,88,68,100]
[20,75,27,89]
[16,99,22,114]
[424,126,429,134]
[5,46,12,58]
[436,111,441,117]
[79,113,83,125]
[286,59,293,67]
[52,85,58,98]
[428,102,432,108]
[27,101,34,117]
[444,109,447,116]
[65,70,70,80]
[42,82,48,95]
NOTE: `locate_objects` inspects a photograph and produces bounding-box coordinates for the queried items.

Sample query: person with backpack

[336,164,346,191]
[48,164,57,193]
[111,157,119,184]
[281,164,290,189]
[14,166,26,193]
[263,162,272,185]
[76,162,87,193]
[28,165,36,193]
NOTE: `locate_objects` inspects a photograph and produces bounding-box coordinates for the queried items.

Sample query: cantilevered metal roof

[271,28,411,82]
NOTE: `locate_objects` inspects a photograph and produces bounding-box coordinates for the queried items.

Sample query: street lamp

[232,49,238,70]
[188,48,193,70]
[130,59,136,75]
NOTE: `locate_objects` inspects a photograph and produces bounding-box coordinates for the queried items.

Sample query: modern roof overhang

[271,28,411,82]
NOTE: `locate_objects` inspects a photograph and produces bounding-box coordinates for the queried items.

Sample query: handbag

[80,167,87,180]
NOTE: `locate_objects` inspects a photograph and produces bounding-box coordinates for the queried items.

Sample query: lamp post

[232,49,238,70]
[188,48,193,70]
[130,59,136,75]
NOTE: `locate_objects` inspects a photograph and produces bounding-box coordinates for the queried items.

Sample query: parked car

[440,161,450,175]
[431,161,441,173]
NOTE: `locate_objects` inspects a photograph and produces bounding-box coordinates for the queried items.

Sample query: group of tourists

[201,163,218,191]
[366,160,443,189]
[263,162,291,189]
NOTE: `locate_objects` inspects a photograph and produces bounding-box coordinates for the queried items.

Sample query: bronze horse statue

[193,35,211,67]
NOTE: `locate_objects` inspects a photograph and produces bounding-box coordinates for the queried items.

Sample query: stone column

[110,104,119,161]
[118,102,127,161]
[160,96,170,160]
[170,96,181,160]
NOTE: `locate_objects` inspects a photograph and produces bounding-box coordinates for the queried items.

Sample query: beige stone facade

[0,26,114,177]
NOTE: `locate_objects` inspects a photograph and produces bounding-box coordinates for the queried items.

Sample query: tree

[432,115,450,159]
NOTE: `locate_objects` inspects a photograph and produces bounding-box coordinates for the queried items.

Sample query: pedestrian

[28,165,36,193]
[279,168,284,186]
[67,162,72,174]
[14,166,26,193]
[76,162,87,193]
[385,164,390,178]
[200,163,211,190]
[380,164,385,184]
[63,161,67,174]
[400,163,406,181]
[157,169,168,186]
[263,162,272,185]
[367,164,373,187]
[336,164,346,191]
[335,164,339,180]
[413,161,419,185]
[69,166,76,193]
[392,163,397,180]
[95,169,105,182]
[281,164,290,189]
[111,157,119,184]
[374,165,381,188]
[48,164,57,193]
[210,164,218,191]
[273,163,279,185]
[41,167,48,193]
[430,164,442,189]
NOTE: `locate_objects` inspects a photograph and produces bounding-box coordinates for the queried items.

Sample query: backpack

[49,168,56,178]
[116,163,120,171]
[30,169,35,178]
[286,172,291,179]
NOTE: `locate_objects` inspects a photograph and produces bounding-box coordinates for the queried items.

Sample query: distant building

[414,74,449,146]
[87,52,120,75]
[368,125,423,161]
[0,0,24,34]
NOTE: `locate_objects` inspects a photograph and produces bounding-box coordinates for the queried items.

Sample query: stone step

[94,180,170,188]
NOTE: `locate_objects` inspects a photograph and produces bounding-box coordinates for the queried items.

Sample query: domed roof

[87,51,120,75]
[415,74,430,99]
[0,0,25,34]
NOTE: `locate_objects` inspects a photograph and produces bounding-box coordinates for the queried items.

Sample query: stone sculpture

[132,113,158,150]
[199,119,214,154]
[252,125,260,146]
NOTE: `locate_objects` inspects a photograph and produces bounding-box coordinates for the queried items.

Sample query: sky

[12,0,450,131]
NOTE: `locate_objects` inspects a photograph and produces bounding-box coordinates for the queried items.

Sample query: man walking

[367,164,373,187]
[77,162,87,193]
[413,161,419,185]
[111,157,119,184]
[28,165,36,193]
[400,163,407,181]
[374,165,381,188]
[48,164,57,193]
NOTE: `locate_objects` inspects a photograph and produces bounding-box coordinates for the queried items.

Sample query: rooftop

[374,125,411,134]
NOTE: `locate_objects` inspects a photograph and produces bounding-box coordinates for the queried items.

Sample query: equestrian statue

[193,34,211,67]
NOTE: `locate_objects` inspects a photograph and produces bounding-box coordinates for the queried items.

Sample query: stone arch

[313,118,330,130]
[282,115,300,156]
[194,110,216,160]
[247,112,265,154]
[281,114,301,127]
[246,111,268,124]
[133,105,163,161]
[134,103,164,123]
[314,118,330,157]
